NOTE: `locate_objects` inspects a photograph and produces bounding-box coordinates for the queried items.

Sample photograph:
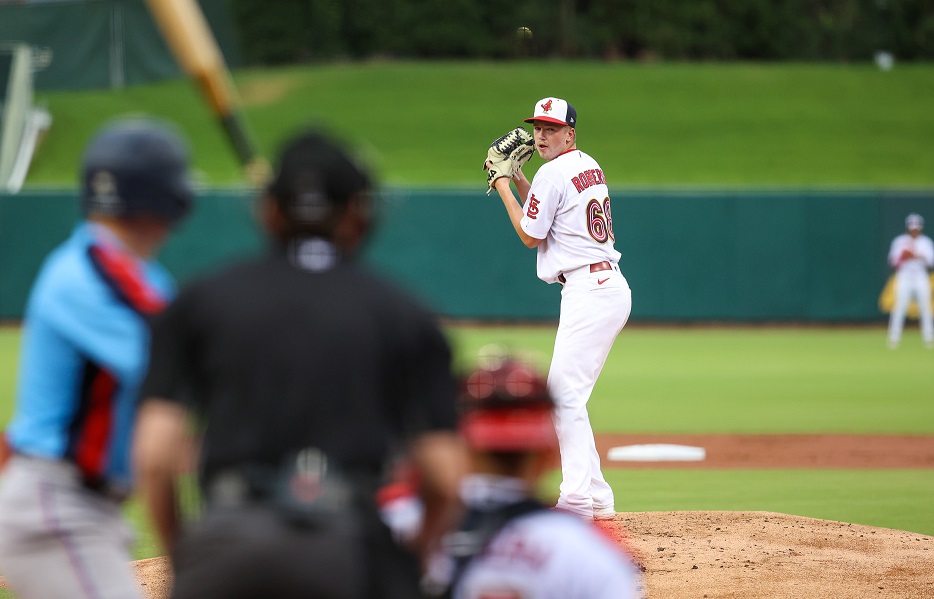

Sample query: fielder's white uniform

[441,475,643,599]
[886,231,934,347]
[520,149,632,519]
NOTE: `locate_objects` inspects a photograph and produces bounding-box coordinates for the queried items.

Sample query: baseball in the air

[516,26,533,41]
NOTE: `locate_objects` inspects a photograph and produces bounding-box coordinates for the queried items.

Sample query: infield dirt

[10,434,934,598]
[128,509,934,599]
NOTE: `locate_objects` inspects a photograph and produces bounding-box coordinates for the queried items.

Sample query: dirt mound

[134,557,172,599]
[123,511,934,599]
[604,511,934,598]
[5,437,931,597]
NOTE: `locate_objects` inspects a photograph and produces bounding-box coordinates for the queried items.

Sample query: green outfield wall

[0,189,930,322]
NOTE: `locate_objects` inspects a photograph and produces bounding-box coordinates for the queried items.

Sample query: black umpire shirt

[140,239,459,491]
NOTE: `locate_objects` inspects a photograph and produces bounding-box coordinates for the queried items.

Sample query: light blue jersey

[6,222,175,494]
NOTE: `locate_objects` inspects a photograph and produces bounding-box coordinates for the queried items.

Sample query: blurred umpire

[424,356,644,599]
[132,128,467,598]
[0,117,194,599]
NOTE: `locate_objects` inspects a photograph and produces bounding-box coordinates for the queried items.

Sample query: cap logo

[89,170,121,213]
[292,172,330,223]
[541,99,553,113]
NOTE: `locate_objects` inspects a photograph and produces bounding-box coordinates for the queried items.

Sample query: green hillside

[26,61,934,188]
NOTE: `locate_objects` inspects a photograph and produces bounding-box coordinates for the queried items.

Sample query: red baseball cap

[524,97,577,128]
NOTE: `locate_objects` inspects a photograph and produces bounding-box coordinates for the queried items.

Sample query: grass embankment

[26,62,934,188]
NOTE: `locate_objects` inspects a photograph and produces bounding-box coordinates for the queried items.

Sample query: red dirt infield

[595,433,934,469]
[4,434,933,598]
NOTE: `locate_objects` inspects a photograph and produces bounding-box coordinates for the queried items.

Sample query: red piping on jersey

[88,244,166,315]
[556,148,578,159]
[0,432,11,472]
[377,462,421,506]
[72,367,117,482]
[376,481,417,506]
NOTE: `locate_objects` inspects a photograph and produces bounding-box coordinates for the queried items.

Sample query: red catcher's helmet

[459,359,557,451]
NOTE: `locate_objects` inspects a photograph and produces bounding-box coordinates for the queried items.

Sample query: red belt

[557,261,612,284]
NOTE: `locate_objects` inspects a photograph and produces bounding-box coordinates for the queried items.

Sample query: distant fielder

[886,213,934,349]
[483,97,632,520]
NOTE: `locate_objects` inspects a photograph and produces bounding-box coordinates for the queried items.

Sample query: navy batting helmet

[81,118,194,223]
[459,358,557,451]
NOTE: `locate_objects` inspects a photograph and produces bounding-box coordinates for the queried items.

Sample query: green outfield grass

[1,324,932,566]
[543,469,934,536]
[447,325,934,434]
[0,328,18,426]
[25,62,934,188]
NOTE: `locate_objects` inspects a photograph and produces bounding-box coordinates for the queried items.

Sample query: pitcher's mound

[601,511,934,598]
[49,511,931,599]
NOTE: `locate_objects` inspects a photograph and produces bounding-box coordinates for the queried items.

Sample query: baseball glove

[483,128,534,195]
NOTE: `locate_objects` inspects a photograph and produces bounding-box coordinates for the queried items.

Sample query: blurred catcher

[424,355,643,599]
[0,117,195,599]
[883,213,934,349]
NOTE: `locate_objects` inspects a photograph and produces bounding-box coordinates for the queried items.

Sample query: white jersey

[520,149,622,284]
[438,475,643,599]
[888,233,934,277]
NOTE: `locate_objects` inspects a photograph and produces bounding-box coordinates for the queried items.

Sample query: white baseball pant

[0,455,141,599]
[548,263,631,518]
[887,271,934,346]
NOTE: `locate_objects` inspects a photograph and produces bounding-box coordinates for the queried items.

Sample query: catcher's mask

[459,359,557,452]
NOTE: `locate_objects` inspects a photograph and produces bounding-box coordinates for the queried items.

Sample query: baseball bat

[144,0,269,185]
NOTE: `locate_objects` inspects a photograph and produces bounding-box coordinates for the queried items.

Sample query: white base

[607,443,706,462]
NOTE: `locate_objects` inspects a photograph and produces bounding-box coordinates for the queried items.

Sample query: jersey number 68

[587,198,615,244]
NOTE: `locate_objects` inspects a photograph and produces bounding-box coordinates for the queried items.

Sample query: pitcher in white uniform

[887,213,934,349]
[489,97,632,520]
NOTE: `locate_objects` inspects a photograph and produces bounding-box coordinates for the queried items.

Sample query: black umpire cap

[266,129,371,228]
